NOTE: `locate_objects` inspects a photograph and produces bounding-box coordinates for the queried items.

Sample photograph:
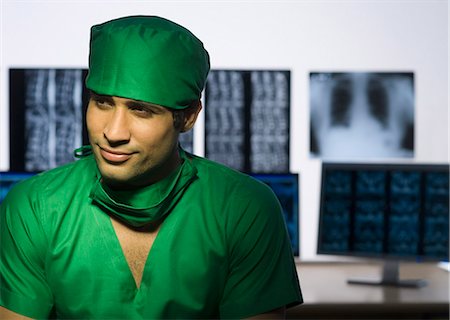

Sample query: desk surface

[288,262,449,319]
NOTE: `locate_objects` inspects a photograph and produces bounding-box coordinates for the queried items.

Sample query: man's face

[86,93,181,189]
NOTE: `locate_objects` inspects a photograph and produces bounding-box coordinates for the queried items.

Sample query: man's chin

[97,166,134,187]
[101,175,137,190]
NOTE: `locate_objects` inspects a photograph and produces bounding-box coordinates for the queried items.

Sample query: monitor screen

[251,173,299,256]
[0,172,36,204]
[317,163,449,261]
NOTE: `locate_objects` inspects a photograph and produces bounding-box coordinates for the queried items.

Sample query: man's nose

[103,108,131,145]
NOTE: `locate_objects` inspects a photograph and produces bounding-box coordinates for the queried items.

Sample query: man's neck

[105,147,183,191]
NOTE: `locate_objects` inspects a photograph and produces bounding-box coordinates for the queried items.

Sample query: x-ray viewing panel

[9,68,194,171]
[10,69,89,172]
[310,72,414,160]
[205,70,290,173]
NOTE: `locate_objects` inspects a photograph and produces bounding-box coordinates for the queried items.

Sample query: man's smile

[99,146,134,164]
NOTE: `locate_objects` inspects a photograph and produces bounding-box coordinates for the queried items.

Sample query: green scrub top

[0,151,302,319]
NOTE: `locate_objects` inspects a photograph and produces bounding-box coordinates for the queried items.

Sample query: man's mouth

[99,146,133,163]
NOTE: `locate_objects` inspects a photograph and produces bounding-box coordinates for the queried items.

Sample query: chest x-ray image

[310,72,414,160]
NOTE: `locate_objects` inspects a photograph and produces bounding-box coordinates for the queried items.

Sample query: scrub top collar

[74,146,198,227]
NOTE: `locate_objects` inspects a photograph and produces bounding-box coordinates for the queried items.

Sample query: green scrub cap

[85,16,210,109]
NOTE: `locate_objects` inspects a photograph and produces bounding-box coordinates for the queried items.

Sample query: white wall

[1,0,448,260]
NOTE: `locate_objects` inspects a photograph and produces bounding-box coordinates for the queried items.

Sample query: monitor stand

[347,260,427,288]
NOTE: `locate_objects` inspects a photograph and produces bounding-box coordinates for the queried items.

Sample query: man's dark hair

[171,109,185,130]
[171,100,200,131]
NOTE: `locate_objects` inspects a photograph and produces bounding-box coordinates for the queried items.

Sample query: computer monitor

[0,172,36,204]
[251,173,299,257]
[317,162,449,287]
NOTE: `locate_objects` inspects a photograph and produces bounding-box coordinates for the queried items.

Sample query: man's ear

[180,100,202,133]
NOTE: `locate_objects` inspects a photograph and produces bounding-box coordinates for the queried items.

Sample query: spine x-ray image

[205,71,246,170]
[205,70,290,173]
[10,69,89,172]
[310,72,414,160]
[10,68,195,172]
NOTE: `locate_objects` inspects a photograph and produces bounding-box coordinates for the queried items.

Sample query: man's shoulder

[189,154,253,183]
[7,155,96,200]
[188,154,275,199]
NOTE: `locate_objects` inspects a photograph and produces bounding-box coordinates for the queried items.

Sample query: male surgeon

[0,16,302,319]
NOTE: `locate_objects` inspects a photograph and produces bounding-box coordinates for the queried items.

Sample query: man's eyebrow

[90,91,114,103]
[125,100,166,111]
[89,91,166,111]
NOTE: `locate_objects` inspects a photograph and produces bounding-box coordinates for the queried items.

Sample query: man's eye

[94,99,113,109]
[131,106,154,116]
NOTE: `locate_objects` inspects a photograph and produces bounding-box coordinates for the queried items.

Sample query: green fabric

[85,16,210,109]
[90,149,198,227]
[0,152,302,319]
